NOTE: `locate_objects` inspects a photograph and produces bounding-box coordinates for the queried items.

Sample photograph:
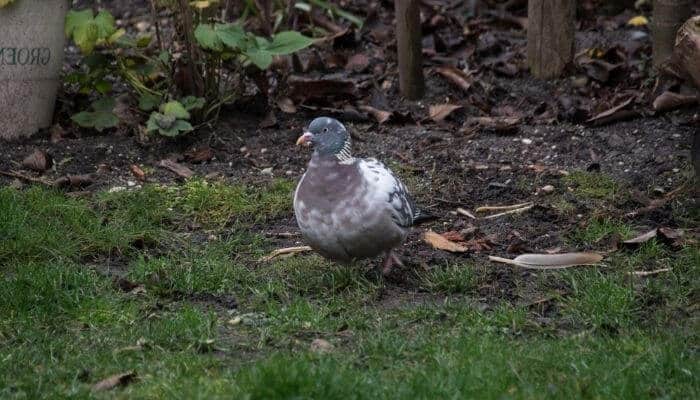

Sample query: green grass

[563,171,620,201]
[1,184,698,398]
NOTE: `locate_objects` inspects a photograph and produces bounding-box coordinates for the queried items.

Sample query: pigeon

[293,117,431,274]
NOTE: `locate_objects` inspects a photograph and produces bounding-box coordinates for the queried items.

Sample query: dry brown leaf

[359,105,392,124]
[54,174,95,189]
[129,164,146,181]
[310,338,334,353]
[652,91,698,112]
[91,371,136,392]
[441,230,466,242]
[260,246,312,261]
[184,147,214,163]
[423,230,468,253]
[467,116,521,133]
[622,229,657,245]
[435,66,473,92]
[22,149,52,172]
[158,159,194,179]
[429,104,462,122]
[277,97,297,113]
[345,53,370,73]
[489,252,603,269]
[586,97,636,126]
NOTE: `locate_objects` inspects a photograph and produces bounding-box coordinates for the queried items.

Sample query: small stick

[476,202,533,212]
[483,204,534,219]
[150,0,163,52]
[456,207,476,219]
[630,268,672,277]
[0,170,52,185]
[260,246,312,261]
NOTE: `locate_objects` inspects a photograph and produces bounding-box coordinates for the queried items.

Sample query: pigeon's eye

[323,128,329,133]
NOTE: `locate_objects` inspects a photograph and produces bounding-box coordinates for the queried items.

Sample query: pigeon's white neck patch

[335,138,353,163]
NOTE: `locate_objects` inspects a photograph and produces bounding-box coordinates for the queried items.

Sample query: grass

[1,183,698,398]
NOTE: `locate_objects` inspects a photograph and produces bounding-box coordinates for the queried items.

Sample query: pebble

[541,185,555,194]
[285,170,293,176]
[260,148,268,154]
[108,186,126,193]
[261,167,273,175]
[310,338,334,354]
[521,138,532,145]
[239,146,248,153]
[127,180,136,187]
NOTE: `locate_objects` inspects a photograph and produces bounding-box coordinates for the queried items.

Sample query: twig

[483,204,534,219]
[259,246,312,262]
[150,0,163,52]
[476,202,533,212]
[629,268,672,277]
[0,170,52,185]
[456,207,476,219]
[625,185,685,218]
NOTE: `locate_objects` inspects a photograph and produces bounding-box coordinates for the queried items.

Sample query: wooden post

[527,0,575,79]
[652,0,691,68]
[395,0,424,100]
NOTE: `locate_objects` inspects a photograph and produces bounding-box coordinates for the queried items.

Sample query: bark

[395,0,425,100]
[674,15,700,89]
[652,0,691,68]
[527,0,575,79]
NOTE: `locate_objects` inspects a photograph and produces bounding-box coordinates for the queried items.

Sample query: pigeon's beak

[296,131,313,146]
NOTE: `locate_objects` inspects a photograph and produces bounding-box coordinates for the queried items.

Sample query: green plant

[70,97,119,131]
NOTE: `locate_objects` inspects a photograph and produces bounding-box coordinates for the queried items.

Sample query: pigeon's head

[297,117,351,159]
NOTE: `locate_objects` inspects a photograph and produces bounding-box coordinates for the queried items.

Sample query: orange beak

[296,131,313,146]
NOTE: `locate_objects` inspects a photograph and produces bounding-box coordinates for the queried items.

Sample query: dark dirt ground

[1,1,698,298]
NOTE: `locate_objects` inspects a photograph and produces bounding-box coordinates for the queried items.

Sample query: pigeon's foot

[381,250,404,276]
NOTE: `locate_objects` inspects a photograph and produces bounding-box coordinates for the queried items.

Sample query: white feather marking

[357,158,414,227]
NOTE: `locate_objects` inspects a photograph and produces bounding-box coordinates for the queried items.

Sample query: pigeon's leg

[381,250,404,275]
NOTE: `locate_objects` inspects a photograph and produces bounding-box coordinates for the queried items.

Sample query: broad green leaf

[215,23,245,50]
[65,9,93,37]
[244,48,273,69]
[108,28,126,44]
[71,111,119,132]
[181,96,205,111]
[146,112,162,132]
[158,50,171,64]
[194,24,223,51]
[94,10,117,38]
[173,120,194,133]
[91,97,115,112]
[73,21,100,54]
[161,101,190,119]
[136,34,153,48]
[265,31,314,55]
[95,80,112,95]
[138,93,162,111]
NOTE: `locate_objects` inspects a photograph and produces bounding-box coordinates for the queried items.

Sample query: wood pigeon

[293,117,431,274]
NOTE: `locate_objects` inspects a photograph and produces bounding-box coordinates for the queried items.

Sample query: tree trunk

[394,0,424,100]
[527,0,575,79]
[652,0,691,68]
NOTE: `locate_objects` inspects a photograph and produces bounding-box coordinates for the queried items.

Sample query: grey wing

[359,158,416,228]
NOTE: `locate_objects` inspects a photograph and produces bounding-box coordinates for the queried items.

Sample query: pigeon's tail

[412,208,438,225]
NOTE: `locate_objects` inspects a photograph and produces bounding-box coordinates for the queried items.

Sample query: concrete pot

[0,0,69,140]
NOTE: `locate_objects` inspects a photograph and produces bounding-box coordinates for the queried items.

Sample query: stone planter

[0,0,69,140]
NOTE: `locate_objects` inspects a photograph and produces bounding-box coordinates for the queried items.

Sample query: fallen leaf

[129,164,146,181]
[277,97,297,113]
[466,116,521,133]
[259,110,278,128]
[658,227,685,249]
[184,147,214,163]
[359,105,392,124]
[429,104,462,122]
[260,245,312,261]
[435,66,473,92]
[310,338,334,353]
[54,174,95,189]
[158,159,194,179]
[345,53,370,73]
[91,371,136,392]
[22,150,53,172]
[622,229,657,246]
[587,97,638,126]
[652,91,698,113]
[423,230,468,253]
[488,252,603,269]
[627,15,649,27]
[441,230,465,242]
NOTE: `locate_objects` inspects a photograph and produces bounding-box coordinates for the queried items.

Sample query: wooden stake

[526,0,575,79]
[394,0,425,99]
[652,0,691,68]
